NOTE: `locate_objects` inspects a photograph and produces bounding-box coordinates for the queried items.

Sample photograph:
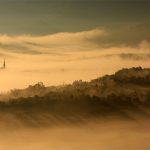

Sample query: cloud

[103,53,150,61]
[0,27,150,57]
[0,28,106,55]
[139,40,150,50]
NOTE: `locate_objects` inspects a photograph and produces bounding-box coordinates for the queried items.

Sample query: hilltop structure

[1,59,6,69]
[3,58,6,69]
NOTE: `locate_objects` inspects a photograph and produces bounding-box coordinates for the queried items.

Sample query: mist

[1,48,150,91]
[0,119,150,150]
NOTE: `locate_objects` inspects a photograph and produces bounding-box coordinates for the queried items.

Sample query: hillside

[0,67,150,127]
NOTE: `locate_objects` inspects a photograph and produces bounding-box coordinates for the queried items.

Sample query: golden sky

[0,28,150,91]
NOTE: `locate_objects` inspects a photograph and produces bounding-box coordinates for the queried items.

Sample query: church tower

[3,58,6,69]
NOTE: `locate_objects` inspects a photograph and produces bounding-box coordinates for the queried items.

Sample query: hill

[0,67,150,127]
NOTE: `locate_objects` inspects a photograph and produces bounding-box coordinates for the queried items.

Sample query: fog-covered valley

[0,120,150,150]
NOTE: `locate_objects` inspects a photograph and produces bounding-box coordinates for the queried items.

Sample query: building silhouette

[3,58,6,69]
[1,58,6,69]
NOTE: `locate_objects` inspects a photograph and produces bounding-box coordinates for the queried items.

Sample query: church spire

[3,58,6,69]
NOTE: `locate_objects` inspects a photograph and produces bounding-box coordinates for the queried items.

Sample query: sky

[0,0,150,91]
